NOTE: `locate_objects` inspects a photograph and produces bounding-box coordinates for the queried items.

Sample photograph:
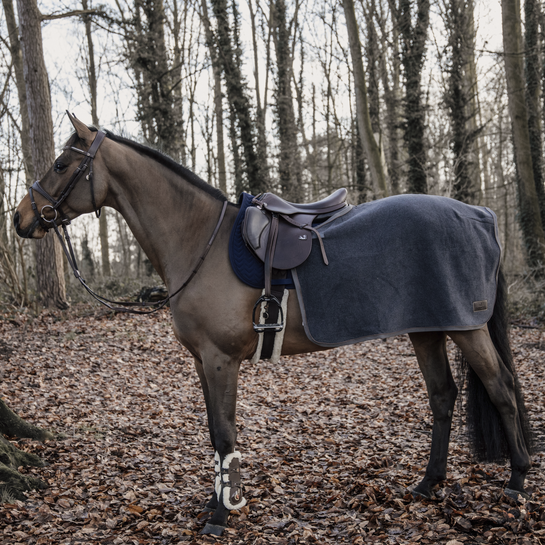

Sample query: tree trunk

[2,0,34,183]
[170,0,187,165]
[0,394,53,502]
[273,0,303,201]
[200,0,227,194]
[364,0,380,136]
[444,0,481,204]
[524,0,545,230]
[248,0,271,194]
[398,0,430,194]
[209,0,267,195]
[501,0,545,270]
[124,0,183,160]
[82,0,111,276]
[343,0,388,198]
[380,0,402,194]
[16,0,69,309]
[463,1,483,204]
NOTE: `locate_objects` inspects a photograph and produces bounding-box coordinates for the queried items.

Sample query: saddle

[242,188,348,332]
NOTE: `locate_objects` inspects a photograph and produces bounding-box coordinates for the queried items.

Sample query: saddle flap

[274,220,313,269]
[242,207,313,270]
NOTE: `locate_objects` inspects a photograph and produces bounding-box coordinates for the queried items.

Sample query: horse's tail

[462,267,533,462]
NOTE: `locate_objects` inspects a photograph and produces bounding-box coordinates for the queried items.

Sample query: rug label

[473,300,488,312]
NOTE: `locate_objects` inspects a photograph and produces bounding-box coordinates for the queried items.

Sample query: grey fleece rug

[292,194,502,347]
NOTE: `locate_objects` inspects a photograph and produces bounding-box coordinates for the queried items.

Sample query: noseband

[26,129,228,314]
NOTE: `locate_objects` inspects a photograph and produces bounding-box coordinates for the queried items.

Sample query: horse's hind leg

[409,331,458,498]
[449,327,531,497]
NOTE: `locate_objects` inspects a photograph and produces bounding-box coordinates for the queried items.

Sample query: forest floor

[0,305,543,545]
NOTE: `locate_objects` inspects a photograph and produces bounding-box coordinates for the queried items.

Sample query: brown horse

[14,113,533,536]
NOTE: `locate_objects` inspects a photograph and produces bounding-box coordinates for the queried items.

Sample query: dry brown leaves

[0,305,543,545]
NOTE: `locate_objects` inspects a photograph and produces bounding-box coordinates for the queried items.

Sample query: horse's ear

[66,111,94,144]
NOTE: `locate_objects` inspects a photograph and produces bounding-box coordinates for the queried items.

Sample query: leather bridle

[27,129,228,314]
[29,130,106,230]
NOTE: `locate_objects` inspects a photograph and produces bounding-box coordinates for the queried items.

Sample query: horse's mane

[68,129,228,203]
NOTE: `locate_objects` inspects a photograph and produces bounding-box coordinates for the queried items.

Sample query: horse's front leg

[193,354,246,535]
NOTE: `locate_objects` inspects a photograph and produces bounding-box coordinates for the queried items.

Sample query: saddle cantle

[242,188,348,332]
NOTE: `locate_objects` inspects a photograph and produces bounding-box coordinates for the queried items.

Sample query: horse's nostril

[13,211,20,230]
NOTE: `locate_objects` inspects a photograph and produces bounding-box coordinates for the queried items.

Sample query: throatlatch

[214,452,246,510]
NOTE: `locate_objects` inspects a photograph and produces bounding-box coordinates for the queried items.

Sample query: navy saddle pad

[228,192,294,290]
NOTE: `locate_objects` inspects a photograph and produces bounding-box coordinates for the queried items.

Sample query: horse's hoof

[201,523,226,536]
[504,488,531,502]
[411,487,432,500]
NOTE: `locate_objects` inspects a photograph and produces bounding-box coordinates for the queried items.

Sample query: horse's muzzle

[14,211,41,239]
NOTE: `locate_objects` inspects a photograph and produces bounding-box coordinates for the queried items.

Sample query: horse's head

[14,112,109,239]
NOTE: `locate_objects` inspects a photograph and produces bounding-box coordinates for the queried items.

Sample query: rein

[28,130,229,314]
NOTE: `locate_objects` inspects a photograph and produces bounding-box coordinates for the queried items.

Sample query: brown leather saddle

[242,188,348,332]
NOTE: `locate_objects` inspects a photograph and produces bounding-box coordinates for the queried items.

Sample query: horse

[14,113,533,536]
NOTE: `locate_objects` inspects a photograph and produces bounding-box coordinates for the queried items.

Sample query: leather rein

[28,130,228,314]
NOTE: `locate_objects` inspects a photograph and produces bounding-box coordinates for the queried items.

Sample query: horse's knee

[213,430,237,457]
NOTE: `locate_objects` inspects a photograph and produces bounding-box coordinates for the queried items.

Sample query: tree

[82,0,111,277]
[0,398,51,500]
[378,0,402,194]
[1,0,33,184]
[524,0,545,230]
[272,0,303,201]
[2,0,31,303]
[443,0,482,204]
[208,0,268,195]
[119,0,184,160]
[397,0,430,194]
[501,0,545,270]
[16,0,69,309]
[0,4,54,496]
[200,0,227,194]
[343,0,388,198]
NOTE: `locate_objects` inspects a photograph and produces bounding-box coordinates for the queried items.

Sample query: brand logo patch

[473,300,488,312]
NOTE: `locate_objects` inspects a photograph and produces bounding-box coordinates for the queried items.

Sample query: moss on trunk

[0,399,52,501]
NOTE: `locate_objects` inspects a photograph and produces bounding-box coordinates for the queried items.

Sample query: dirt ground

[0,306,543,544]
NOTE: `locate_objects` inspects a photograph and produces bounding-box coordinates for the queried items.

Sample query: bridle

[29,130,106,229]
[27,129,228,314]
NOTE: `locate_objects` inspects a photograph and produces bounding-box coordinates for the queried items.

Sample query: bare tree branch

[41,8,112,22]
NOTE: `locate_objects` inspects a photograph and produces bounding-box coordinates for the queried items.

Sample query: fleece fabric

[292,194,502,347]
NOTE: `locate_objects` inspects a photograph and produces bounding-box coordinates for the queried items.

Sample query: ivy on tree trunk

[398,0,430,194]
[209,0,268,195]
[444,0,482,204]
[273,0,303,201]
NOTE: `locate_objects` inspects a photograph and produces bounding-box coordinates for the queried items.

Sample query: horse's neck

[107,157,222,285]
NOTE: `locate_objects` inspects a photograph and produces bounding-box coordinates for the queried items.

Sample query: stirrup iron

[252,295,284,333]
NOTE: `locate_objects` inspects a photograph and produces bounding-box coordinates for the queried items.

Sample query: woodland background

[0,0,545,309]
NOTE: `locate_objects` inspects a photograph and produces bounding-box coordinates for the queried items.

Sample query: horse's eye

[54,161,67,173]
